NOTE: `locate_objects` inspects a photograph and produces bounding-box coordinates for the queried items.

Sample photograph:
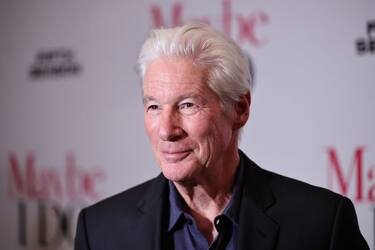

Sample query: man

[75,22,369,250]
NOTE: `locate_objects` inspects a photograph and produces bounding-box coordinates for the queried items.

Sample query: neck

[172,148,240,243]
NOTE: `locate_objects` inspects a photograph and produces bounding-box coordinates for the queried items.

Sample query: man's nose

[158,108,185,141]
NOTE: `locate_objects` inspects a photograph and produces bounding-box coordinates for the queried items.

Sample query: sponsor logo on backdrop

[7,152,106,248]
[356,20,375,55]
[150,0,269,48]
[327,146,375,247]
[327,147,375,203]
[29,48,82,79]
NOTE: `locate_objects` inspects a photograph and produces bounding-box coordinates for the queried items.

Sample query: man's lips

[161,149,192,162]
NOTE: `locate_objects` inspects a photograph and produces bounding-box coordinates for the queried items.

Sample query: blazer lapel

[132,174,169,250]
[238,152,279,250]
[128,153,279,250]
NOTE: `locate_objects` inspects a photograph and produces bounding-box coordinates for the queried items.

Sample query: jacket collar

[134,150,279,250]
[237,150,279,250]
[135,174,168,250]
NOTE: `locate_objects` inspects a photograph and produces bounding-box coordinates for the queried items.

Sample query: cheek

[184,115,209,135]
[144,116,158,141]
[189,114,232,147]
[183,115,216,145]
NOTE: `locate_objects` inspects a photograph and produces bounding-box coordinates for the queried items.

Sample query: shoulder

[257,168,368,249]
[82,174,166,222]
[237,151,368,249]
[262,168,342,205]
[252,165,354,228]
[240,152,350,223]
[75,174,169,249]
[240,151,344,209]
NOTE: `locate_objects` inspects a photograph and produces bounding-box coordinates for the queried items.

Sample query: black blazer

[75,152,369,250]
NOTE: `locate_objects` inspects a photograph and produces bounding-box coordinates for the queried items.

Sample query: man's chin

[163,173,198,186]
[159,164,197,185]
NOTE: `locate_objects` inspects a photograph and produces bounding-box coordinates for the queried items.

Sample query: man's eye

[179,103,195,109]
[179,102,199,115]
[146,105,160,112]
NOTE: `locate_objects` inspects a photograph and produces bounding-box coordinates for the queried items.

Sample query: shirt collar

[167,157,245,232]
[167,181,185,231]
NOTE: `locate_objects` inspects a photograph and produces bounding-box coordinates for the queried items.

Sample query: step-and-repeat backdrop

[1,0,374,249]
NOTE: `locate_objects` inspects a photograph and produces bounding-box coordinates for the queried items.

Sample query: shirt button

[214,215,231,235]
[215,218,221,227]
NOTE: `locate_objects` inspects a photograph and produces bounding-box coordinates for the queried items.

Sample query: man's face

[143,57,237,184]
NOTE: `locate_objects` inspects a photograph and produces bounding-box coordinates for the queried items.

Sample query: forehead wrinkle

[146,70,204,83]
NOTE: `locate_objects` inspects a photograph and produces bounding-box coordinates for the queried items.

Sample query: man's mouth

[161,149,192,162]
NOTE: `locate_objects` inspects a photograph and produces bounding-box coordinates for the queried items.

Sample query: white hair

[137,21,252,111]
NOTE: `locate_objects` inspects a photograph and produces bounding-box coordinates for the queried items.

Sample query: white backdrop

[1,0,374,249]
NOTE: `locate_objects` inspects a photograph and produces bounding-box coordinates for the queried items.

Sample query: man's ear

[233,91,251,130]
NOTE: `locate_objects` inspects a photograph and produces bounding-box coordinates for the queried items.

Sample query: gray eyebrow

[142,93,206,105]
[142,96,155,104]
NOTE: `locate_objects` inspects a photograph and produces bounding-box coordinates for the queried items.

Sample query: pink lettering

[8,152,106,202]
[150,0,270,47]
[327,147,364,201]
[151,3,183,28]
[236,12,269,47]
[367,165,375,202]
[222,0,232,36]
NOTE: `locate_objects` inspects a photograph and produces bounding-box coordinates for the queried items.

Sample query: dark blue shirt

[167,163,244,250]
